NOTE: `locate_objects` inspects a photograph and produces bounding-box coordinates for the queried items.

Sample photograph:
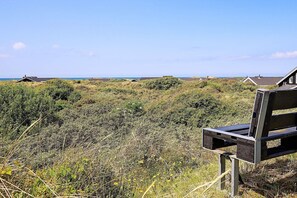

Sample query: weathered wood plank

[263,146,297,160]
[237,141,254,163]
[257,91,272,138]
[249,90,264,137]
[203,128,255,141]
[218,154,226,190]
[231,158,239,197]
[269,112,297,131]
[202,132,227,149]
[271,89,297,110]
[216,124,249,132]
[262,129,297,141]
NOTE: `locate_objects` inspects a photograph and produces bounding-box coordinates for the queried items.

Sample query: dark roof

[18,76,56,82]
[243,76,282,86]
[276,67,297,85]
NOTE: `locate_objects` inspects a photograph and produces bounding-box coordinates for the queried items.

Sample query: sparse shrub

[102,87,137,95]
[125,100,144,115]
[197,81,208,88]
[228,82,256,92]
[109,78,126,82]
[207,81,222,92]
[79,97,96,105]
[144,77,182,90]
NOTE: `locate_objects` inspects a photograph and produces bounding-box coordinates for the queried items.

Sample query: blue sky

[1,0,297,77]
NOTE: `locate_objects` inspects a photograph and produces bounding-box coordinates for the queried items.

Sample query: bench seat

[202,89,297,196]
[203,124,297,163]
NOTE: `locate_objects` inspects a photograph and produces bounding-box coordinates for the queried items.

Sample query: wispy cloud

[13,42,26,50]
[271,50,297,59]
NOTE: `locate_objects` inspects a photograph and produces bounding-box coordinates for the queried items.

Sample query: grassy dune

[0,78,296,197]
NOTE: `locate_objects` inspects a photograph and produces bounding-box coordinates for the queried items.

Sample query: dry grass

[1,79,297,197]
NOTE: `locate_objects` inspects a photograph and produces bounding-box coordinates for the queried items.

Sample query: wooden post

[231,157,239,197]
[218,154,226,190]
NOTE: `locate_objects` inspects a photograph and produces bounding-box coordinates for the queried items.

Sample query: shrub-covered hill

[0,78,294,197]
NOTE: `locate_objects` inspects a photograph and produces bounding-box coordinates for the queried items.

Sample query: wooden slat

[262,128,297,141]
[261,92,275,137]
[218,154,226,190]
[271,89,297,110]
[237,141,255,163]
[230,129,249,135]
[263,147,297,160]
[248,90,264,137]
[203,128,255,141]
[216,124,249,132]
[255,91,271,138]
[269,112,297,131]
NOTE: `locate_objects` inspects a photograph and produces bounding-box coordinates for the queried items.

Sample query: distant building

[243,75,282,86]
[276,67,297,89]
[18,75,56,82]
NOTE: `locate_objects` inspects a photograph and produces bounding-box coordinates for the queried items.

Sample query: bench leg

[231,158,239,197]
[218,154,226,190]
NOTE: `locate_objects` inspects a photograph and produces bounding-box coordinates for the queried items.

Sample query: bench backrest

[249,89,297,139]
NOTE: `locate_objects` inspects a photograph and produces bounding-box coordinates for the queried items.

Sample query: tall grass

[0,79,296,197]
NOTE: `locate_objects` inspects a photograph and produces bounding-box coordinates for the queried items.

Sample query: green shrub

[124,100,144,115]
[169,92,224,127]
[196,81,208,88]
[68,91,81,103]
[42,79,75,101]
[144,77,182,90]
[101,87,137,95]
[0,84,56,139]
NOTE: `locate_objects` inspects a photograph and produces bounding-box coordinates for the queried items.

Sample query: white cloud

[0,53,10,58]
[13,42,26,50]
[271,51,297,59]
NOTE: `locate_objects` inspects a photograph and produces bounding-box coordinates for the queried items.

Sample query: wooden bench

[202,89,297,196]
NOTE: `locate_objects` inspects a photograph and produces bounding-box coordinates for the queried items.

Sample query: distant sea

[0,77,94,81]
[0,77,185,81]
[0,77,240,81]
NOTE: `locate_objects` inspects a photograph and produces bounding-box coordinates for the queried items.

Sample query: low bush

[0,84,57,139]
[144,77,182,90]
[124,100,144,115]
[42,79,80,101]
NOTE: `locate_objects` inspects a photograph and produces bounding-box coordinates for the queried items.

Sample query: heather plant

[144,77,182,90]
[42,79,80,102]
[0,84,56,139]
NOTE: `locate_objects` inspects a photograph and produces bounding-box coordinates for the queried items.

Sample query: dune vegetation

[0,77,296,197]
